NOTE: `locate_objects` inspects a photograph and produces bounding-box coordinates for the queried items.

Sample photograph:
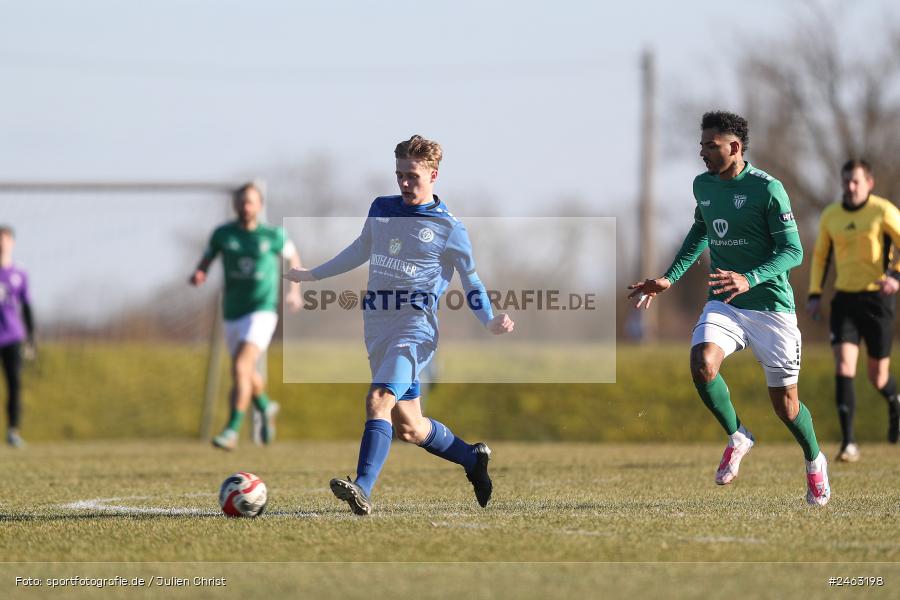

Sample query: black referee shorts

[830,291,896,358]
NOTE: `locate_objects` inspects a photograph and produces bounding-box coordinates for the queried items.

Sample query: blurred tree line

[647,3,900,344]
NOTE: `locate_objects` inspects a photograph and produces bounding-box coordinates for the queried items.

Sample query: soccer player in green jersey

[191,183,302,450]
[628,111,831,506]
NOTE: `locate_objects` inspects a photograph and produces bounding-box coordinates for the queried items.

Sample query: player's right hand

[283,268,317,283]
[488,313,514,335]
[806,296,821,321]
[190,270,207,286]
[626,277,670,309]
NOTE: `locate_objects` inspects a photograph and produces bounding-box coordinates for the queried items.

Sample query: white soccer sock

[806,451,825,473]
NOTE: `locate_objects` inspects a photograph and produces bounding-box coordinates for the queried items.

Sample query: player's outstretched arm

[191,229,222,286]
[298,215,374,283]
[626,277,671,309]
[281,239,304,311]
[283,268,318,283]
[189,256,215,286]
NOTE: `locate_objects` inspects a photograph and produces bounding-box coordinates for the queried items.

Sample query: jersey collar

[400,194,441,213]
[841,194,870,212]
[704,161,751,185]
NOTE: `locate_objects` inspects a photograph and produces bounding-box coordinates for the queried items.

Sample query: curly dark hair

[701,111,749,153]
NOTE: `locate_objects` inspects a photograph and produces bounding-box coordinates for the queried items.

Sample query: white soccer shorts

[224,310,278,357]
[691,300,801,387]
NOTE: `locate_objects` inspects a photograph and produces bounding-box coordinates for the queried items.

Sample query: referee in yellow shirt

[808,160,900,462]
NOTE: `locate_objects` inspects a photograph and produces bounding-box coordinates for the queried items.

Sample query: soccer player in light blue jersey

[285,135,514,515]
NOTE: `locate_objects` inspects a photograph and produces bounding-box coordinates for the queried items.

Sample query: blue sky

[1,0,895,320]
[2,0,801,207]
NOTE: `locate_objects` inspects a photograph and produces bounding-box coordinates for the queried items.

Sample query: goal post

[0,180,251,439]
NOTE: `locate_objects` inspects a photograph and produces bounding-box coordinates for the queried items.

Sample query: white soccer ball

[219,472,268,518]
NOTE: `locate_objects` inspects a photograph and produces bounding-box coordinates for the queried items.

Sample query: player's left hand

[880,276,900,297]
[488,313,514,335]
[709,268,750,303]
[285,290,303,313]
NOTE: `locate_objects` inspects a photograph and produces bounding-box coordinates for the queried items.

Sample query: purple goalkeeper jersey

[0,265,30,347]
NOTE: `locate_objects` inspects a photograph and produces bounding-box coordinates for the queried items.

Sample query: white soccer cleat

[806,452,831,507]
[6,428,25,448]
[212,429,238,451]
[715,426,755,485]
[252,401,280,446]
[836,442,860,463]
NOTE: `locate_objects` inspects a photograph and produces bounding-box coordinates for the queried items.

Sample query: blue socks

[354,418,476,497]
[421,418,477,471]
[354,419,393,496]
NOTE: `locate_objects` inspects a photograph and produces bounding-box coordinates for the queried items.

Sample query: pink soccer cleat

[806,452,831,506]
[715,427,755,485]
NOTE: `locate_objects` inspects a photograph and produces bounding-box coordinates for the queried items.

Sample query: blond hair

[394,135,443,171]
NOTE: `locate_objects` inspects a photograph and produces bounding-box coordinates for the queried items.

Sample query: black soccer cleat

[330,476,372,516]
[888,395,900,444]
[465,443,493,508]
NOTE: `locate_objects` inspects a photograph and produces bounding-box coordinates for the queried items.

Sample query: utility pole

[637,48,658,341]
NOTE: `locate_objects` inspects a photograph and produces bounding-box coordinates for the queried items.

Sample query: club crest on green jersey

[734,194,747,209]
[713,219,729,238]
[389,238,402,255]
[238,257,256,274]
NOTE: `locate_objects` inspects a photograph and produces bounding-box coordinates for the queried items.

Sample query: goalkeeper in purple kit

[0,226,36,448]
[285,135,514,515]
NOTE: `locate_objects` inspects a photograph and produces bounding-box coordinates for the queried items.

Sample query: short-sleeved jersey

[692,162,800,312]
[0,265,30,346]
[311,195,492,350]
[809,194,900,295]
[203,221,289,320]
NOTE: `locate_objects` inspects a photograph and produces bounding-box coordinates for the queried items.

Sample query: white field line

[56,494,319,518]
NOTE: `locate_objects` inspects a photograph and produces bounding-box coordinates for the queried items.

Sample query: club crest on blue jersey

[389,238,402,255]
[418,227,435,243]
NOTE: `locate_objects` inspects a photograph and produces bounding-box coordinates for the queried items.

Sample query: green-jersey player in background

[629,111,831,506]
[191,182,302,450]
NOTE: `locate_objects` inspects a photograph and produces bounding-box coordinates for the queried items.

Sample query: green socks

[696,374,820,461]
[785,402,820,461]
[695,374,741,435]
[226,409,245,433]
[253,393,270,412]
[226,393,269,434]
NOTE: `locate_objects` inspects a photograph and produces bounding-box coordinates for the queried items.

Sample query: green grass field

[16,342,900,444]
[2,440,900,598]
